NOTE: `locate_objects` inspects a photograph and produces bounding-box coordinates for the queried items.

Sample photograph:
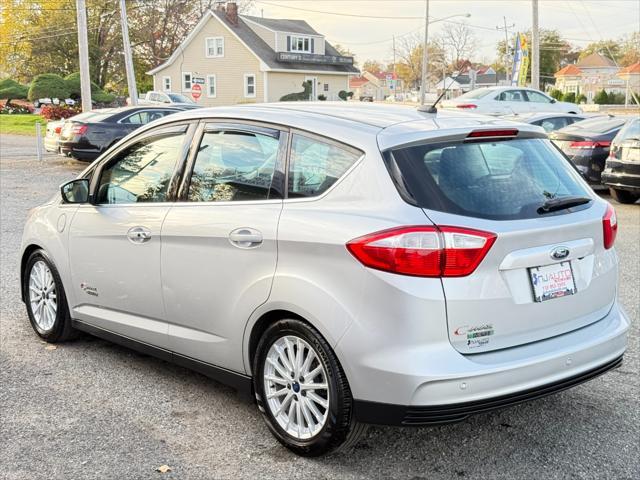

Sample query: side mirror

[550,98,557,104]
[60,179,89,204]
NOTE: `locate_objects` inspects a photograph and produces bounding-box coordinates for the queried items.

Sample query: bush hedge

[561,92,576,103]
[64,72,116,104]
[40,104,80,120]
[28,74,70,101]
[0,79,29,99]
[549,89,564,101]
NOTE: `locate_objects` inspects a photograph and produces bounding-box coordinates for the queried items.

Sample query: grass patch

[0,114,45,136]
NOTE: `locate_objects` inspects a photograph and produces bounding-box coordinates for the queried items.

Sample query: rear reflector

[569,140,611,149]
[467,129,519,138]
[602,203,617,249]
[346,226,496,277]
[456,104,478,109]
[71,124,88,135]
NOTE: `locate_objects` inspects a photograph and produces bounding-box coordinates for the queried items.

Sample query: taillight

[71,124,88,135]
[569,140,611,149]
[456,103,477,109]
[346,226,496,277]
[54,125,62,134]
[602,203,617,249]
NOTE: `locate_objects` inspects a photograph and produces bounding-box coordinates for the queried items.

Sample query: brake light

[569,140,611,149]
[71,124,88,135]
[602,203,617,249]
[346,226,496,277]
[456,103,477,109]
[54,125,62,134]
[467,129,519,138]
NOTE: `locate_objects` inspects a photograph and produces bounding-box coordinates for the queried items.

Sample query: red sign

[191,83,202,101]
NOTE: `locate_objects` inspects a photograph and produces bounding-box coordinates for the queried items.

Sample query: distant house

[435,71,508,98]
[348,71,401,100]
[147,2,358,106]
[617,62,640,100]
[554,53,624,103]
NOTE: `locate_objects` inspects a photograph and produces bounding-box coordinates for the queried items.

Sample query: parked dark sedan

[602,117,640,204]
[58,105,195,161]
[550,116,628,185]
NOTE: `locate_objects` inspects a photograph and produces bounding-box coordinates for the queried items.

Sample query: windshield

[167,93,194,103]
[386,138,591,220]
[457,89,494,100]
[615,118,640,141]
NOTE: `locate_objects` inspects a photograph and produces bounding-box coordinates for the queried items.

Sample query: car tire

[609,188,640,204]
[253,318,366,456]
[23,249,77,343]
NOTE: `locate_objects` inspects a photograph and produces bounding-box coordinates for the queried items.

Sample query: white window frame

[290,35,311,53]
[207,74,217,98]
[244,73,256,98]
[162,76,171,92]
[205,37,224,58]
[182,72,192,92]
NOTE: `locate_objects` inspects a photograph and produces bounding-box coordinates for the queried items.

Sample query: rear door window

[496,90,526,102]
[287,134,362,198]
[387,138,591,220]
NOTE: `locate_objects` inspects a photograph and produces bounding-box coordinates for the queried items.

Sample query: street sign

[191,83,202,101]
[192,77,205,85]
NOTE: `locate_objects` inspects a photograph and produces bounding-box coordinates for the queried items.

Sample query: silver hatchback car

[20,103,629,456]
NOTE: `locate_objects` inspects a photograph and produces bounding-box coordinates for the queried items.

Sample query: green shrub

[28,74,70,101]
[338,90,348,101]
[576,93,587,104]
[92,90,116,104]
[0,86,29,99]
[64,72,116,104]
[317,94,327,101]
[593,89,609,104]
[562,92,576,103]
[607,92,625,104]
[279,81,312,101]
[549,89,564,101]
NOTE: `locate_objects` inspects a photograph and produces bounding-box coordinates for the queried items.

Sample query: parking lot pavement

[1,133,638,480]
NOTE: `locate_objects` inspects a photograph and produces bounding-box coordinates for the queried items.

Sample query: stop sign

[191,83,202,101]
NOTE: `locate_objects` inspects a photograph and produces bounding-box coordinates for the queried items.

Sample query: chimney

[226,2,238,26]
[215,1,225,13]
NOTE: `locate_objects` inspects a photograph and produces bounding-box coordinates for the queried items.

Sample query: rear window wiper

[538,195,591,214]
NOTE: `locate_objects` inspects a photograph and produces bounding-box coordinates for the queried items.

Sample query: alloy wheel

[28,260,57,332]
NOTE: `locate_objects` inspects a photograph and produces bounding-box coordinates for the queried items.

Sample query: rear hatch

[385,130,617,354]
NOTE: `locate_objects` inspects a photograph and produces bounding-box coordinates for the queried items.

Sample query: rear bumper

[350,302,629,426]
[602,168,640,192]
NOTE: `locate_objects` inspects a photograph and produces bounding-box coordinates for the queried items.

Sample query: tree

[579,40,621,63]
[361,60,383,74]
[620,32,640,67]
[594,89,609,104]
[549,89,563,101]
[394,33,444,90]
[439,22,475,68]
[28,74,70,101]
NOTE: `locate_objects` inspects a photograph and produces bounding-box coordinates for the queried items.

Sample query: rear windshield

[386,138,591,220]
[615,118,640,141]
[457,89,493,100]
[566,117,626,133]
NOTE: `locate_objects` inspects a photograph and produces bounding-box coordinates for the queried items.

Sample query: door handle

[229,228,263,248]
[127,226,152,244]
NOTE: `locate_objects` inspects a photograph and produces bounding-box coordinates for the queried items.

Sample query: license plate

[529,261,576,302]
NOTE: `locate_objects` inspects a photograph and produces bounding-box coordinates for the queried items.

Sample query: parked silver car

[20,103,629,456]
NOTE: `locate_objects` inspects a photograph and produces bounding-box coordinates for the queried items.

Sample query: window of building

[205,37,224,58]
[323,83,329,92]
[290,36,311,53]
[187,130,279,202]
[207,75,217,98]
[287,134,362,198]
[244,74,256,98]
[163,76,171,92]
[182,72,192,91]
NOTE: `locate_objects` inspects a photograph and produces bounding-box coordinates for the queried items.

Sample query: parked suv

[20,104,628,456]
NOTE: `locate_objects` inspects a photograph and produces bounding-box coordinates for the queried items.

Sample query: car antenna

[417,71,468,114]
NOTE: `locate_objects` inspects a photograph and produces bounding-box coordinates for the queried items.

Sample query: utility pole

[531,0,540,90]
[119,0,138,105]
[420,0,430,105]
[496,17,515,82]
[75,0,92,112]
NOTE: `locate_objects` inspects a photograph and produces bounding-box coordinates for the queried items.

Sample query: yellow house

[146,2,358,106]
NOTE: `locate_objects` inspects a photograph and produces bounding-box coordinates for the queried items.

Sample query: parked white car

[135,91,196,106]
[440,86,581,115]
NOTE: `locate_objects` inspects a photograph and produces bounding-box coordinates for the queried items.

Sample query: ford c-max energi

[20,103,629,456]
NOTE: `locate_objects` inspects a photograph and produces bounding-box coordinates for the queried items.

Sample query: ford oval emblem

[551,246,570,260]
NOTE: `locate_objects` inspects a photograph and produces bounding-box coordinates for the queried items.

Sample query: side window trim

[177,120,287,203]
[89,122,196,205]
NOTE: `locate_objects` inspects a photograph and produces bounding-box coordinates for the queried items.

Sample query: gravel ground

[1,134,638,480]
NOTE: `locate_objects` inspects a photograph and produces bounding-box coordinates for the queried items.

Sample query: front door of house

[305,76,318,101]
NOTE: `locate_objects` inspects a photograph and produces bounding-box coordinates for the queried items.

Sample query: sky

[246,0,640,66]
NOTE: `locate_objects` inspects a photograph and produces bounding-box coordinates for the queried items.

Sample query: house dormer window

[205,37,224,58]
[290,35,312,53]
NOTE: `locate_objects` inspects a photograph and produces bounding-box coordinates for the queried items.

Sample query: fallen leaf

[45,345,57,351]
[156,465,172,473]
